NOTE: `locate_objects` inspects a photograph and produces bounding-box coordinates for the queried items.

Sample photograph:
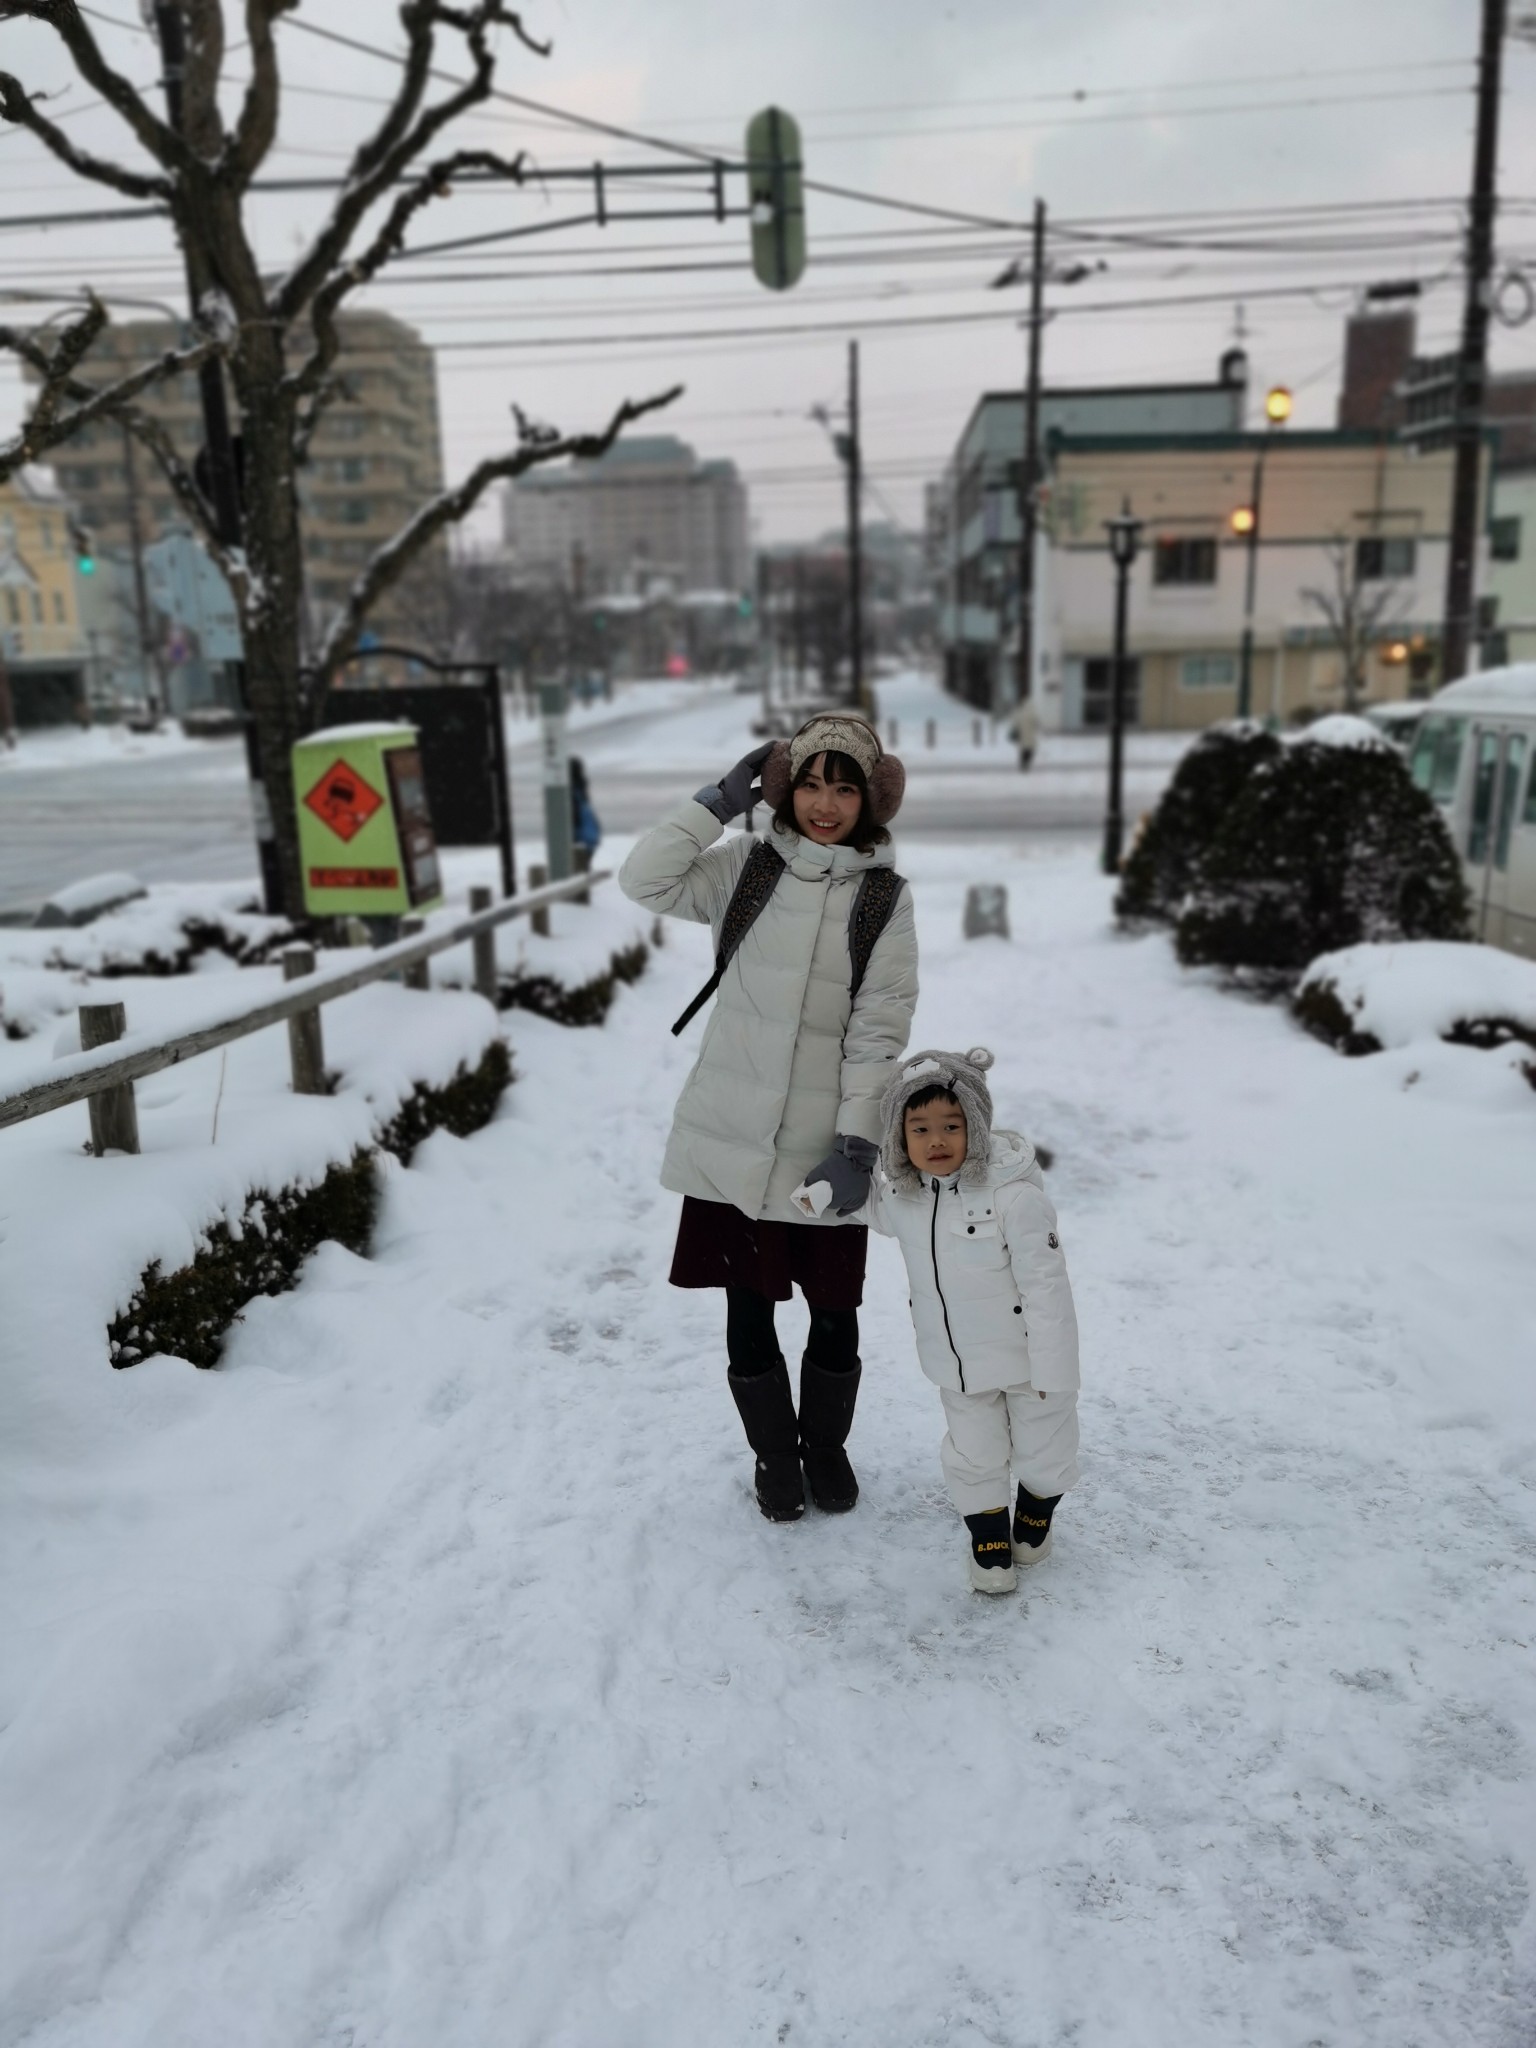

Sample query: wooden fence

[0,871,612,1153]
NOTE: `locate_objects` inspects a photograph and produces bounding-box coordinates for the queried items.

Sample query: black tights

[726,1286,860,1379]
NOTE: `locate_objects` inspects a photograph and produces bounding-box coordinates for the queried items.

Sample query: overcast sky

[3,0,1535,547]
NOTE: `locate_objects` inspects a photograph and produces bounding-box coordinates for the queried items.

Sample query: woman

[619,714,917,1524]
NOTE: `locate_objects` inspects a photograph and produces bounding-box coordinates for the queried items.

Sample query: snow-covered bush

[1115,722,1280,923]
[1175,728,1470,977]
[1295,941,1536,1086]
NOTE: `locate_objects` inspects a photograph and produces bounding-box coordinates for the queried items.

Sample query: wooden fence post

[529,863,550,938]
[573,844,592,906]
[926,718,936,749]
[79,1002,140,1155]
[400,916,430,990]
[469,885,498,1004]
[282,944,326,1095]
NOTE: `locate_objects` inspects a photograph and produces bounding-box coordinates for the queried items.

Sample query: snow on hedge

[1288,712,1395,751]
[1298,940,1536,1050]
[0,971,505,1456]
[0,880,292,991]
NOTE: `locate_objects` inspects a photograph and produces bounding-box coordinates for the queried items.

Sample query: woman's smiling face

[791,755,864,845]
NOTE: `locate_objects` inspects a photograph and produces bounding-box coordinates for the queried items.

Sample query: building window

[1152,537,1217,586]
[52,590,66,623]
[340,499,371,525]
[1355,535,1416,580]
[1181,653,1237,690]
[1082,656,1141,727]
[1491,514,1522,562]
[4,591,19,626]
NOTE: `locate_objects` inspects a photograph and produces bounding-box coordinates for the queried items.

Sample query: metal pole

[119,422,166,720]
[1103,555,1130,872]
[1237,444,1265,720]
[846,339,865,708]
[538,679,574,882]
[1016,197,1046,713]
[1441,0,1507,684]
[152,0,283,913]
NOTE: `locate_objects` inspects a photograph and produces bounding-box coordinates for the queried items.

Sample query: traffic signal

[69,520,95,574]
[746,106,806,292]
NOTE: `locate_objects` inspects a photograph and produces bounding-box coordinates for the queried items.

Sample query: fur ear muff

[868,754,906,825]
[758,742,792,811]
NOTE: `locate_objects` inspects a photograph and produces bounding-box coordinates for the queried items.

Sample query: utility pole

[151,0,283,912]
[1441,0,1508,684]
[119,423,166,719]
[846,339,865,709]
[1016,198,1046,712]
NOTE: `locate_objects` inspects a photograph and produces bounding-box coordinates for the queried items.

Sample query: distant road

[0,695,1185,916]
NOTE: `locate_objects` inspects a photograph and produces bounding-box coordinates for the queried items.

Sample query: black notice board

[320,676,514,895]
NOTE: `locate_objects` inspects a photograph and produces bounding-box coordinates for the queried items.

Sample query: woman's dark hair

[771,748,891,852]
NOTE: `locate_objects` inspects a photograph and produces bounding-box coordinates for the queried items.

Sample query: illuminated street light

[1236,385,1293,718]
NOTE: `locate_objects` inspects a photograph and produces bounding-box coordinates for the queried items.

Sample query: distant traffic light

[72,523,96,574]
[746,106,806,292]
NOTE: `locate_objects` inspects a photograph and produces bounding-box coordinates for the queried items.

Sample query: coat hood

[880,1045,997,1191]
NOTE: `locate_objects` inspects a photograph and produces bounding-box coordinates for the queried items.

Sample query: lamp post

[1232,384,1293,720]
[1102,499,1144,874]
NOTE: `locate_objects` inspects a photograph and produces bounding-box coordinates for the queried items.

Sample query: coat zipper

[930,1177,965,1391]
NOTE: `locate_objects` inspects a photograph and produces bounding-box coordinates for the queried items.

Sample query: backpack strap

[848,867,905,1002]
[670,840,787,1036]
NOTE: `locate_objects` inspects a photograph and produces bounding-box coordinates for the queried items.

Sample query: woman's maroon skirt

[669,1195,868,1309]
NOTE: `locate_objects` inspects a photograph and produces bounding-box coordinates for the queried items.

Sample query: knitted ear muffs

[758,742,907,824]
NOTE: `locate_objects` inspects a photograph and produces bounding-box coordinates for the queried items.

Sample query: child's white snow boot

[964,1509,1017,1593]
[1012,1484,1060,1565]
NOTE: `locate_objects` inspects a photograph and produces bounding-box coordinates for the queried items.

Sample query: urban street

[1,3,1534,2045]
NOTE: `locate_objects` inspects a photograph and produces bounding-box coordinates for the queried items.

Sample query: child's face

[904,1096,968,1175]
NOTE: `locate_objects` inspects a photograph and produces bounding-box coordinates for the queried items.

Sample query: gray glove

[801,1133,879,1217]
[695,740,776,825]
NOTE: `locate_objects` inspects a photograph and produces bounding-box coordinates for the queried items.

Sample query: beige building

[505,435,750,598]
[33,310,447,656]
[1043,430,1485,730]
[0,466,91,723]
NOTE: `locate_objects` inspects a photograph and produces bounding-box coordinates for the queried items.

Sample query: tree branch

[229,0,297,184]
[313,384,682,685]
[0,301,223,485]
[286,147,526,403]
[0,70,174,201]
[0,0,186,178]
[273,2,544,322]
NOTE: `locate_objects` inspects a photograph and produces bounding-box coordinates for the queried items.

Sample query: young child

[794,1047,1080,1593]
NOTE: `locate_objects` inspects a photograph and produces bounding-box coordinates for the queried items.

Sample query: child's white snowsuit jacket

[865,1132,1080,1395]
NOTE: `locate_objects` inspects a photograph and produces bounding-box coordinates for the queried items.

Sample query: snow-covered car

[1408,664,1536,958]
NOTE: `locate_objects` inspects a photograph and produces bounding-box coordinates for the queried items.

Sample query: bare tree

[0,3,679,914]
[1300,535,1405,715]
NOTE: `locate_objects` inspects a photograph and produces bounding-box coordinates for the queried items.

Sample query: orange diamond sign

[303,757,385,843]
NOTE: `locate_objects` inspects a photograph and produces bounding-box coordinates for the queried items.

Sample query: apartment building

[0,467,90,725]
[933,359,1249,713]
[33,309,447,655]
[504,436,751,598]
[1043,430,1477,729]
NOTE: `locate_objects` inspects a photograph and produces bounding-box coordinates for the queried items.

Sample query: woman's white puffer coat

[619,797,919,1222]
[867,1132,1080,1393]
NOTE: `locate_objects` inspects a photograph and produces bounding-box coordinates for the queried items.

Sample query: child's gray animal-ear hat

[879,1046,996,1189]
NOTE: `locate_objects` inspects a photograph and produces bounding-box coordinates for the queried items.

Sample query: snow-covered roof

[1432,663,1536,710]
[301,720,418,746]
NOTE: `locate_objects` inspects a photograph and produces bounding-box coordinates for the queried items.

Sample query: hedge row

[1116,725,1470,979]
[108,1040,511,1369]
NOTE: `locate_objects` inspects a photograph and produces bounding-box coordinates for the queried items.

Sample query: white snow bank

[34,871,146,926]
[0,880,291,994]
[1289,712,1394,751]
[0,972,504,1462]
[1300,939,1536,1049]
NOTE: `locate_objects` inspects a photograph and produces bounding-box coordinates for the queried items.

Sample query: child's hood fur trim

[880,1046,996,1190]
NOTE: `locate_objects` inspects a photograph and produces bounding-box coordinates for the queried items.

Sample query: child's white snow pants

[938,1383,1080,1515]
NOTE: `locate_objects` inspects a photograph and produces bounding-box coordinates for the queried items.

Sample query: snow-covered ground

[0,720,219,776]
[3,839,1534,2046]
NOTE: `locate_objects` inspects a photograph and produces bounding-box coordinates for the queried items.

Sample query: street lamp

[1102,498,1144,873]
[1233,384,1293,719]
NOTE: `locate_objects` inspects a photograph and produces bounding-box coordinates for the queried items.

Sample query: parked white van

[1408,665,1536,958]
